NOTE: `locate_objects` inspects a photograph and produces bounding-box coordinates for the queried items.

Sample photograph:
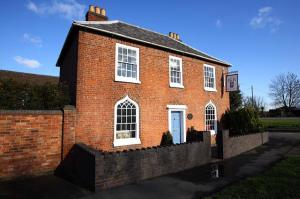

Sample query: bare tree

[243,96,266,111]
[269,72,300,110]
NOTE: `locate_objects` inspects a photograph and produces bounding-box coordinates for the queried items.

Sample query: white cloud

[14,56,41,69]
[250,6,282,32]
[216,19,222,28]
[26,0,86,20]
[23,33,42,47]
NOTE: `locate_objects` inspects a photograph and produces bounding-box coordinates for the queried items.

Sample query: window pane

[132,65,137,72]
[123,48,127,55]
[118,47,122,54]
[117,124,121,131]
[132,72,136,78]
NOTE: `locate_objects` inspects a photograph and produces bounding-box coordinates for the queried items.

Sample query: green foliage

[0,78,70,110]
[186,126,203,142]
[221,107,263,136]
[229,89,242,111]
[210,156,300,199]
[160,131,174,146]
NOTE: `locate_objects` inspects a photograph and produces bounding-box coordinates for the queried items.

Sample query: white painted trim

[167,105,187,109]
[203,64,217,92]
[169,55,184,88]
[113,95,140,147]
[205,100,217,135]
[115,43,140,84]
[167,105,187,143]
[113,138,141,147]
[73,22,231,66]
[74,20,120,24]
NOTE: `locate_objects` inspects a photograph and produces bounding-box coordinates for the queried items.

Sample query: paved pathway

[0,132,299,199]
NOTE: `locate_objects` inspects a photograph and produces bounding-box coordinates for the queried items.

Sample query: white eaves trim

[74,20,120,24]
[73,21,231,66]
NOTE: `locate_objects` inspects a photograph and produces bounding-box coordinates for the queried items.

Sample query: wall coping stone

[63,105,76,110]
[0,110,63,115]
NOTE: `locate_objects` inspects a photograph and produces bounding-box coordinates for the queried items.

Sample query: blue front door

[171,111,182,144]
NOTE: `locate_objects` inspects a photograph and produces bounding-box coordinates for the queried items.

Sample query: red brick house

[56,5,231,152]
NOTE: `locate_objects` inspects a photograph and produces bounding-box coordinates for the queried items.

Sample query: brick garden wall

[0,108,76,180]
[220,130,269,159]
[57,131,211,191]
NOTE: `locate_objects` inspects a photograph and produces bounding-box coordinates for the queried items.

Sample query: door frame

[167,105,187,143]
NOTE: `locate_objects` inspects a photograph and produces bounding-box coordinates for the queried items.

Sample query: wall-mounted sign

[226,73,238,92]
[187,113,193,120]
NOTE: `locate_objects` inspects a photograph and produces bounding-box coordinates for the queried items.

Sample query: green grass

[207,156,300,199]
[260,117,300,129]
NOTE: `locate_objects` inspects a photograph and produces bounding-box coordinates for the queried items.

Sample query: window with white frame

[204,64,216,91]
[169,56,183,88]
[205,103,216,131]
[115,43,140,83]
[114,96,140,146]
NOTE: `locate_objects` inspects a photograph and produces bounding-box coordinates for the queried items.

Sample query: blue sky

[0,0,299,109]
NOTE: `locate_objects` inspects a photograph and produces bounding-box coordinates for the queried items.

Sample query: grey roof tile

[74,21,230,66]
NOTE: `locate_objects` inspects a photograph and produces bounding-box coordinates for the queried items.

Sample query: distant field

[260,117,300,130]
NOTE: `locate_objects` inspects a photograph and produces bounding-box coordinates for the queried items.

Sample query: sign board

[226,73,238,92]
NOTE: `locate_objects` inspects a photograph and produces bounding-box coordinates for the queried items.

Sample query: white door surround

[167,105,187,143]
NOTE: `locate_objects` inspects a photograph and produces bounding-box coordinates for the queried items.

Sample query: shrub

[160,131,173,146]
[221,107,263,136]
[186,126,204,142]
[0,78,70,110]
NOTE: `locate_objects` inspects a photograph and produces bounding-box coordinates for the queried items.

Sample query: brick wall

[60,29,230,151]
[0,108,76,180]
[219,130,269,159]
[57,131,211,191]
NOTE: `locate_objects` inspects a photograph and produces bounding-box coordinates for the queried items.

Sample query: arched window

[205,102,217,134]
[114,96,140,146]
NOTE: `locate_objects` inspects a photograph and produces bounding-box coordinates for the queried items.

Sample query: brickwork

[220,130,269,159]
[59,30,230,151]
[57,131,211,191]
[0,108,76,180]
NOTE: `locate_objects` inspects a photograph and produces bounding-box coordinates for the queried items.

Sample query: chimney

[85,5,108,21]
[169,32,181,41]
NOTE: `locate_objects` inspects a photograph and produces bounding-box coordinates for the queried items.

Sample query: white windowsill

[115,77,141,84]
[113,138,141,147]
[170,83,184,89]
[204,87,217,92]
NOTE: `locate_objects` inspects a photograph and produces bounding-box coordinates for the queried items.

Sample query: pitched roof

[0,70,59,85]
[57,20,230,66]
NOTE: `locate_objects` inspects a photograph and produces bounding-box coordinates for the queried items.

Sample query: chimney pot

[100,8,106,16]
[86,5,108,21]
[89,5,95,13]
[95,7,101,14]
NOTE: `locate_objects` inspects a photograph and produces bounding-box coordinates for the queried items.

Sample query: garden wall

[57,131,211,191]
[0,106,76,180]
[219,130,269,159]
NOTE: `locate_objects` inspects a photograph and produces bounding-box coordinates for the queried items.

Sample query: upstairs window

[114,96,140,146]
[169,56,183,88]
[204,64,216,91]
[115,43,140,84]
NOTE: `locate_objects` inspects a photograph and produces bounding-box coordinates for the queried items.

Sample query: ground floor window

[205,102,217,134]
[114,96,140,146]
